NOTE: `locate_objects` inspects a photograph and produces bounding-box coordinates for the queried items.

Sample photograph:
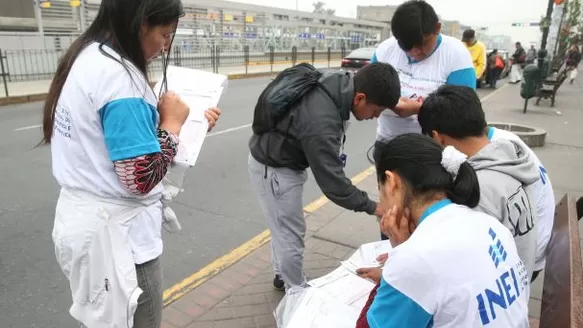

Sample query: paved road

[0,75,500,327]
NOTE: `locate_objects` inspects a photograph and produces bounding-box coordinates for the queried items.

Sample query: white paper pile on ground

[275,240,392,328]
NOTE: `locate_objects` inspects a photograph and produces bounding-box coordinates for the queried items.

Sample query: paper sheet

[359,240,392,267]
[284,288,360,328]
[341,240,392,272]
[154,65,228,166]
[308,266,375,311]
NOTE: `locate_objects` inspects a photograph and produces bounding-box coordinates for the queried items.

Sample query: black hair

[354,62,401,109]
[374,133,480,208]
[41,0,184,144]
[391,0,439,51]
[418,85,487,139]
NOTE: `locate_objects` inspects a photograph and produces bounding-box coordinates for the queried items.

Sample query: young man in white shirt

[371,0,476,240]
[371,0,476,143]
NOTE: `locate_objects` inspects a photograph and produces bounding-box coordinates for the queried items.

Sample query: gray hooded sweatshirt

[468,138,540,278]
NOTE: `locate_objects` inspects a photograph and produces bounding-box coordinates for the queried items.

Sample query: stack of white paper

[284,288,360,328]
[308,265,375,311]
[154,65,228,166]
[276,240,393,327]
[342,240,392,273]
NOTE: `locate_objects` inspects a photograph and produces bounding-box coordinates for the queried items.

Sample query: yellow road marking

[162,165,375,306]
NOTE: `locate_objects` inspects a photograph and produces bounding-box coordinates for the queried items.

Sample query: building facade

[356,4,466,41]
[1,0,387,51]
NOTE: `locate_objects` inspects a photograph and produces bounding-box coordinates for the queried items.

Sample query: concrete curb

[488,122,548,148]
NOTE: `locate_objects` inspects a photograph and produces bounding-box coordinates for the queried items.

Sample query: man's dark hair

[354,62,401,109]
[417,85,487,139]
[462,29,475,41]
[391,0,439,50]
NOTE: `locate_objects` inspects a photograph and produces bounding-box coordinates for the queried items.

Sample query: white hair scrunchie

[441,145,468,178]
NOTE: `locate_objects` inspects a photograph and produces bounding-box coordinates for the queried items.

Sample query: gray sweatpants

[248,154,308,288]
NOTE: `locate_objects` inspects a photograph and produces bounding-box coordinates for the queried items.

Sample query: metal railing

[0,45,348,85]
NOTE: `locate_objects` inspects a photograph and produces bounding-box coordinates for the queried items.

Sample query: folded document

[154,65,228,166]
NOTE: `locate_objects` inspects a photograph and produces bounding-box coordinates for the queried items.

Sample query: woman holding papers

[356,134,529,328]
[40,0,220,327]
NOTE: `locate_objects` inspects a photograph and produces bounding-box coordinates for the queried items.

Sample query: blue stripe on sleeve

[370,52,378,63]
[367,277,434,328]
[446,67,477,89]
[99,97,161,161]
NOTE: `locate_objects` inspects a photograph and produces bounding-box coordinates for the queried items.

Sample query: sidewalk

[0,60,335,100]
[158,81,583,328]
[160,174,380,328]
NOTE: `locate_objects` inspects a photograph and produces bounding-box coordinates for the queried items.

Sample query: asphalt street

[0,75,499,327]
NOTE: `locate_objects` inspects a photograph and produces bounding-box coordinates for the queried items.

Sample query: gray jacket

[249,70,376,215]
[469,139,540,277]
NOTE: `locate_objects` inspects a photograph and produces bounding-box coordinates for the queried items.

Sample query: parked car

[341,47,376,71]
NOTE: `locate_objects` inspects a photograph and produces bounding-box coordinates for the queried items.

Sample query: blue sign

[245,33,257,39]
[298,32,311,39]
[223,32,236,38]
[351,36,362,42]
[316,33,325,40]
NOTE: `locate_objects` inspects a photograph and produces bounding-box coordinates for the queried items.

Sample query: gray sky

[230,0,549,45]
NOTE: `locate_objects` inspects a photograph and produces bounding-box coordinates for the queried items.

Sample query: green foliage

[556,0,581,59]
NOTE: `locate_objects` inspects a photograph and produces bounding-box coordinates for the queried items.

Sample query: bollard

[244,45,249,75]
[520,64,542,114]
[291,46,297,66]
[269,46,274,72]
[0,49,8,97]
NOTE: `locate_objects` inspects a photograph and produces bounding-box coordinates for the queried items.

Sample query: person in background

[355,133,530,328]
[510,42,526,83]
[462,29,487,88]
[248,63,401,291]
[42,0,221,326]
[418,85,540,280]
[370,0,475,240]
[486,49,505,88]
[526,45,537,64]
[565,44,582,84]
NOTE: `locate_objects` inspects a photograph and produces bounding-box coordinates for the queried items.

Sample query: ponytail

[446,161,480,208]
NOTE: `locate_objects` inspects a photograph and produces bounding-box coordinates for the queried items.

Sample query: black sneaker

[273,275,285,291]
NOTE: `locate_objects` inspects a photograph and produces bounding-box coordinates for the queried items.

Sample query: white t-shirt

[488,127,555,271]
[367,200,530,328]
[372,35,476,141]
[51,42,164,265]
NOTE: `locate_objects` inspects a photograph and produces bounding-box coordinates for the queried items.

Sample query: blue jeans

[79,257,163,328]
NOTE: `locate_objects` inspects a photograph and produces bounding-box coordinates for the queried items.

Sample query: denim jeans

[80,257,163,328]
[134,257,163,328]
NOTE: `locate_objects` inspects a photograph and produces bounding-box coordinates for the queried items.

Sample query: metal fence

[0,45,348,84]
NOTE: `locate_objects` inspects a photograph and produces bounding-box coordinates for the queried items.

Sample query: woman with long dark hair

[356,134,529,328]
[43,0,220,326]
